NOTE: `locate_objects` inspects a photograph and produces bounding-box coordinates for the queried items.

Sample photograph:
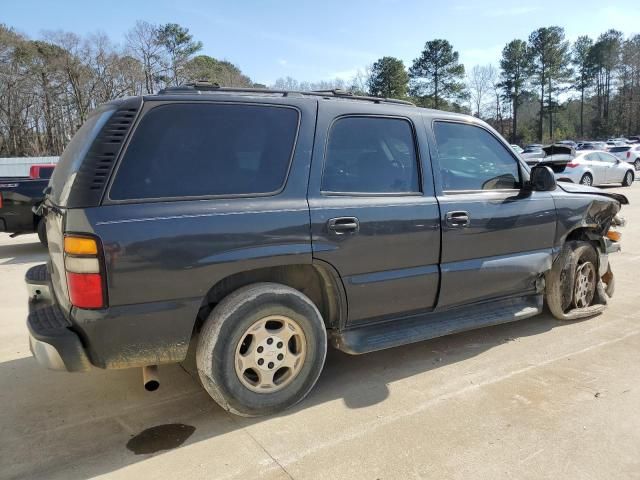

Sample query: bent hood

[558,181,629,205]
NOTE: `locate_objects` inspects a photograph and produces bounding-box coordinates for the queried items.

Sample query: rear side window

[433,121,520,191]
[609,146,630,153]
[109,103,299,200]
[322,117,420,193]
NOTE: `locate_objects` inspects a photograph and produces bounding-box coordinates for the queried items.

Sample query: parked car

[26,85,626,417]
[521,145,546,165]
[510,144,524,154]
[0,163,55,245]
[558,140,577,148]
[540,145,635,187]
[609,145,640,170]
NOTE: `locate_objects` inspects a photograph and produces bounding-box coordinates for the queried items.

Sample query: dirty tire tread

[196,283,327,417]
[36,218,47,247]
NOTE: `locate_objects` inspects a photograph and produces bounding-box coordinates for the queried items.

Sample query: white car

[608,145,640,171]
[544,149,635,187]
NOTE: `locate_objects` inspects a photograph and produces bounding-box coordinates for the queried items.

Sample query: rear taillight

[627,152,631,159]
[566,162,579,168]
[64,235,105,309]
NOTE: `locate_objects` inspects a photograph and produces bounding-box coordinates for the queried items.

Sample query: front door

[308,102,441,325]
[429,120,557,309]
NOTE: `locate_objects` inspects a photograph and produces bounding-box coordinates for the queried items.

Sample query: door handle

[328,217,360,234]
[445,211,470,227]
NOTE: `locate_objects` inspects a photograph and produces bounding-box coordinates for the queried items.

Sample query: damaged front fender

[553,188,623,243]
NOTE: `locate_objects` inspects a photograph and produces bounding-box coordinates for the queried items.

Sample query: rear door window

[109,103,299,200]
[433,121,520,191]
[321,116,420,194]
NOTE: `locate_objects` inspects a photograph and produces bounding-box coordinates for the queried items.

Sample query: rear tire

[196,283,327,417]
[623,170,634,187]
[36,218,47,247]
[579,173,593,186]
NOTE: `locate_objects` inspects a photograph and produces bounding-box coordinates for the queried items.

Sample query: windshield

[49,105,116,206]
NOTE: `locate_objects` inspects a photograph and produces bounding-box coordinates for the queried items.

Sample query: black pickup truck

[25,85,626,416]
[0,164,55,245]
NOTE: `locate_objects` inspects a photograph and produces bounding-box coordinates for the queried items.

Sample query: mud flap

[545,241,613,321]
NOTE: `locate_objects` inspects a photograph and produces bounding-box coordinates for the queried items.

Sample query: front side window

[433,121,520,191]
[110,103,299,200]
[322,117,420,194]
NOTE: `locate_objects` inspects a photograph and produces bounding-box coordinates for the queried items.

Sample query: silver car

[609,145,640,171]
[546,149,635,187]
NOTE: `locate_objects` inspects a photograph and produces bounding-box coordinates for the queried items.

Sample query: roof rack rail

[158,82,415,106]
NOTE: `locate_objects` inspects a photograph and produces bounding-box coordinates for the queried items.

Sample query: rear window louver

[66,97,141,208]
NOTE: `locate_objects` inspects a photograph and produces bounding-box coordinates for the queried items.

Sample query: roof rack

[158,82,415,106]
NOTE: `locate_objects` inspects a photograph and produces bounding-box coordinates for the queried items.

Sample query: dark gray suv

[26,84,626,416]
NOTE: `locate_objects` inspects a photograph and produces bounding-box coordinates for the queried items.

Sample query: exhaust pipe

[142,365,159,391]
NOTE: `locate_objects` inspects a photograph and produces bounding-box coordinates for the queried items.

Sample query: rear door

[308,101,440,325]
[429,119,556,309]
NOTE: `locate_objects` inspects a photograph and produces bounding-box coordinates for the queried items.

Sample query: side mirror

[529,165,557,191]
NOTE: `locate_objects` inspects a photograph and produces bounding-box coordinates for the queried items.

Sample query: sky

[3,0,640,86]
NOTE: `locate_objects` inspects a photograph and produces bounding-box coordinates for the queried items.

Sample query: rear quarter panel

[64,97,317,368]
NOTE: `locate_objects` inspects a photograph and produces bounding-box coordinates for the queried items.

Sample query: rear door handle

[445,211,470,227]
[328,217,360,234]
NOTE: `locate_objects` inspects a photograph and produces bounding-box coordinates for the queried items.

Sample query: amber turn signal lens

[64,236,98,255]
[606,230,622,242]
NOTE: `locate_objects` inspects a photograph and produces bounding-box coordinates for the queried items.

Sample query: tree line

[1,22,639,157]
[0,21,254,157]
[357,27,640,144]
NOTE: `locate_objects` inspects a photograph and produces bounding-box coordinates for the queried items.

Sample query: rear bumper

[26,264,91,372]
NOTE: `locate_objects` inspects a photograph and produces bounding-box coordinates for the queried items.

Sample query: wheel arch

[193,262,347,337]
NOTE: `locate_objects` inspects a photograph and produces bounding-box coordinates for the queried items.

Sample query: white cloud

[276,59,288,66]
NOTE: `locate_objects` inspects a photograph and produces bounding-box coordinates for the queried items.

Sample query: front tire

[196,283,327,417]
[622,170,634,187]
[634,159,640,171]
[545,241,606,321]
[579,173,593,186]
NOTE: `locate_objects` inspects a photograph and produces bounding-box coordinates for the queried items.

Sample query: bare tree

[125,21,164,94]
[468,64,493,117]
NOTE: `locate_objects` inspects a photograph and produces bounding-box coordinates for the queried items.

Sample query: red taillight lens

[627,152,631,158]
[66,272,104,309]
[566,162,579,168]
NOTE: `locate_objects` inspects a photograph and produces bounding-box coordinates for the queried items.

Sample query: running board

[331,295,543,355]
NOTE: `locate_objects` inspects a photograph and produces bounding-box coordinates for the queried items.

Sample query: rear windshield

[49,105,116,205]
[109,103,299,200]
[609,146,630,152]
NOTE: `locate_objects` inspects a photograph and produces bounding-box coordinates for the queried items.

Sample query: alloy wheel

[234,315,307,393]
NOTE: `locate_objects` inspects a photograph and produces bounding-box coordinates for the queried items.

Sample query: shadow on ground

[0,236,47,265]
[0,312,578,480]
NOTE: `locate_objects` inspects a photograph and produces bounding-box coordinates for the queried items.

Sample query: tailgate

[45,206,71,312]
